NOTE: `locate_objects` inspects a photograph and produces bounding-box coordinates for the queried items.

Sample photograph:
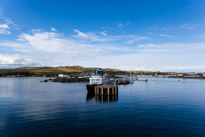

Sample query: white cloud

[72,29,147,43]
[0,24,10,34]
[118,22,130,28]
[100,31,107,36]
[0,54,37,68]
[0,8,19,30]
[0,30,120,66]
[0,30,142,67]
[73,29,88,38]
[51,28,57,31]
[0,29,11,34]
[159,34,175,38]
[161,23,201,31]
[150,23,201,33]
[1,29,205,71]
[17,31,65,53]
[177,24,200,29]
[0,8,19,35]
[177,24,190,29]
[127,36,148,44]
[0,24,9,29]
[75,42,205,71]
[118,23,124,28]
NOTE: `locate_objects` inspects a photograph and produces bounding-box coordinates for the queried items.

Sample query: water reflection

[1,78,205,137]
[86,93,118,103]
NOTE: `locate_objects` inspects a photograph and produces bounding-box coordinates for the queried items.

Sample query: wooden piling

[95,87,97,94]
[96,87,99,94]
[101,88,103,95]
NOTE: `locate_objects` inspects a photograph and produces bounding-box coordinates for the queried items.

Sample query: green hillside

[0,66,126,77]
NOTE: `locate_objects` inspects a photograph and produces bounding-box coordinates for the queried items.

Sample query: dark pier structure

[86,84,118,95]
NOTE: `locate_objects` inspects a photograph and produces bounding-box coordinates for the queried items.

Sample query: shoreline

[1,76,205,80]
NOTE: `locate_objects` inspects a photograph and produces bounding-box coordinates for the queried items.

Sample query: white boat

[89,68,105,85]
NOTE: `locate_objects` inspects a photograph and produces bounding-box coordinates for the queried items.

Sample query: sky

[0,0,205,72]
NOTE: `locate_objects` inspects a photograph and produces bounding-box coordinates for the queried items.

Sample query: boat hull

[86,84,99,93]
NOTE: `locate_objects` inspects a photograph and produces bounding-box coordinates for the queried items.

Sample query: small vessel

[86,68,105,92]
[88,68,105,85]
[86,68,118,95]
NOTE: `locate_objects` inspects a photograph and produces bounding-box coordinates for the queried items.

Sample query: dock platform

[86,84,118,95]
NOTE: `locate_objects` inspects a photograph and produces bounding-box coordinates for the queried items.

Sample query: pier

[87,84,118,95]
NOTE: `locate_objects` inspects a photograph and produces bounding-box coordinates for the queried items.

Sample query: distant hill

[0,66,193,78]
[0,66,126,77]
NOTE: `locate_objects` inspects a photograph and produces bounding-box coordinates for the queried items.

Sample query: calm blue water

[0,78,205,137]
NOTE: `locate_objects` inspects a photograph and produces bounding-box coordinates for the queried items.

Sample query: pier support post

[112,87,114,95]
[101,88,103,95]
[96,87,99,95]
[95,87,97,94]
[108,88,110,95]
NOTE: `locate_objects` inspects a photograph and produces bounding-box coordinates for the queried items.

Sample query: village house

[58,74,71,78]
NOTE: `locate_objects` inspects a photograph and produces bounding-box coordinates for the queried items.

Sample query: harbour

[1,1,205,137]
[1,77,205,137]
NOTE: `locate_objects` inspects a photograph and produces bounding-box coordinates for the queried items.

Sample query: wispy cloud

[149,23,201,33]
[51,28,57,31]
[72,29,147,43]
[0,23,10,34]
[0,7,19,34]
[100,31,107,36]
[73,29,88,38]
[159,34,175,38]
[161,23,200,31]
[118,23,124,28]
[177,23,200,29]
[127,36,148,44]
[118,22,130,28]
[0,24,9,29]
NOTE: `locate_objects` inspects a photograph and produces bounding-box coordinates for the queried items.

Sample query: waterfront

[0,78,205,137]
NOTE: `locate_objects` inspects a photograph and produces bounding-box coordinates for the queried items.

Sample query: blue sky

[0,0,205,72]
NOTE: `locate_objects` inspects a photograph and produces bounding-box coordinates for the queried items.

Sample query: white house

[58,74,70,78]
